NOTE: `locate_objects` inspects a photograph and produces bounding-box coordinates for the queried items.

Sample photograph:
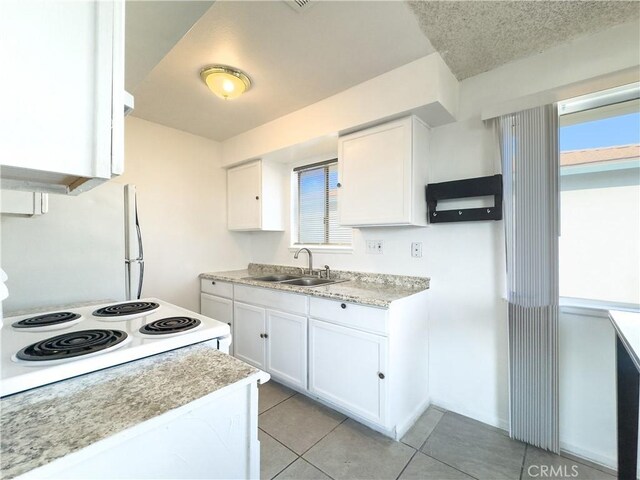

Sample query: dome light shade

[200,65,251,100]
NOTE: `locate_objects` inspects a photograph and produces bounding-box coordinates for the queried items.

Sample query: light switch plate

[411,242,422,258]
[366,240,384,254]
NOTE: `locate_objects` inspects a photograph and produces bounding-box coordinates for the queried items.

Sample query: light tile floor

[258,381,616,480]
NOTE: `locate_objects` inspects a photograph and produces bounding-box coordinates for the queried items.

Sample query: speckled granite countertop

[0,343,262,479]
[200,263,430,308]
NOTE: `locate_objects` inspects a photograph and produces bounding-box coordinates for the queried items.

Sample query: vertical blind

[296,160,352,245]
[497,104,560,453]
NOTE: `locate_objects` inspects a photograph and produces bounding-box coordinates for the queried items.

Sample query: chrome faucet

[294,248,313,276]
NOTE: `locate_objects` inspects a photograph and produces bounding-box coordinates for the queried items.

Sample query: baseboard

[559,441,617,475]
[395,398,431,440]
[429,396,510,432]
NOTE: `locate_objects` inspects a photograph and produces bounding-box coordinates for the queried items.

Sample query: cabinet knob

[255,196,260,200]
[227,322,231,327]
[341,303,347,309]
[259,333,264,338]
[337,182,342,188]
[378,372,385,379]
[211,281,216,285]
[263,333,269,338]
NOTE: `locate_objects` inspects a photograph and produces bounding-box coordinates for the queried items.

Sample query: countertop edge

[198,271,429,308]
[609,310,640,372]
[1,344,262,479]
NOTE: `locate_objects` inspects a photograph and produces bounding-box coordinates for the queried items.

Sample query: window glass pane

[559,99,640,305]
[296,161,352,246]
[298,166,326,244]
[328,163,352,245]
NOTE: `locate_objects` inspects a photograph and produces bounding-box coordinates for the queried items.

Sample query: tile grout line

[258,428,300,480]
[258,389,298,416]
[296,415,351,478]
[519,444,528,480]
[259,395,344,480]
[419,451,481,480]
[416,409,446,452]
[394,448,419,480]
[259,427,300,458]
[300,416,349,458]
[299,458,337,480]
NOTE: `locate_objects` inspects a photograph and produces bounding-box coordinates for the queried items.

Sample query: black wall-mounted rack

[425,174,503,223]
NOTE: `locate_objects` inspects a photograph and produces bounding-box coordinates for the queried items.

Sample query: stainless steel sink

[250,274,302,282]
[280,277,336,287]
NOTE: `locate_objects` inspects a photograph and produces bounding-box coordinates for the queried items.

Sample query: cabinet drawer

[309,297,388,335]
[200,279,233,299]
[235,285,307,315]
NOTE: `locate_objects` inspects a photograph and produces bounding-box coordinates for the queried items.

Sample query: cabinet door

[266,310,307,389]
[227,161,261,230]
[0,1,121,190]
[234,302,266,369]
[309,319,387,425]
[201,293,234,355]
[338,118,412,226]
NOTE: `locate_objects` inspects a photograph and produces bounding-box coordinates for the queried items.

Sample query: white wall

[1,182,128,312]
[222,54,459,166]
[232,21,640,442]
[113,117,251,312]
[559,309,617,468]
[560,169,640,305]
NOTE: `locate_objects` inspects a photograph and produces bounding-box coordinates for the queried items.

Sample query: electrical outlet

[366,240,384,254]
[411,242,422,258]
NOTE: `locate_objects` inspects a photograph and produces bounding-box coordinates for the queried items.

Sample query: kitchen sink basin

[250,274,302,282]
[280,277,336,287]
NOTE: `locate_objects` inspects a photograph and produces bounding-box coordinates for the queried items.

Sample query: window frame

[290,158,353,253]
[558,86,640,310]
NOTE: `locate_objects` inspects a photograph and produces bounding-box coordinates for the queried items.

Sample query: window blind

[296,161,351,245]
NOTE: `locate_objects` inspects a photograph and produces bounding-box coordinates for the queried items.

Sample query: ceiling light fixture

[200,65,252,100]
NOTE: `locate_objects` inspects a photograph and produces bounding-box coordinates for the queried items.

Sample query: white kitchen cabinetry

[201,281,429,439]
[233,285,308,387]
[308,295,429,438]
[233,298,308,389]
[234,302,267,370]
[266,310,307,390]
[0,1,126,195]
[309,318,387,425]
[227,160,284,231]
[200,279,234,355]
[338,116,429,227]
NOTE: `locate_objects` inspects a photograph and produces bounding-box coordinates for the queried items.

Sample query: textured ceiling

[130,1,434,142]
[407,1,640,80]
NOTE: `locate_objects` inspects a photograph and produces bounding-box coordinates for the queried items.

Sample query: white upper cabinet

[227,160,284,231]
[338,116,429,227]
[0,0,125,195]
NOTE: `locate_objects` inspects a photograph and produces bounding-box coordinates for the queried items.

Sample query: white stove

[1,298,231,397]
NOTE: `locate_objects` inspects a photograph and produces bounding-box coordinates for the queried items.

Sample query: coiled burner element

[16,329,128,361]
[139,317,201,335]
[93,302,159,317]
[12,312,80,329]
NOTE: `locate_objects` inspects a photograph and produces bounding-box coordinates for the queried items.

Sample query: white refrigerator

[0,182,143,314]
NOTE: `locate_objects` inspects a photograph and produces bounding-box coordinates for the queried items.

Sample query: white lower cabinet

[201,281,429,439]
[309,318,387,425]
[234,301,308,388]
[266,310,307,389]
[234,302,267,370]
[200,293,234,355]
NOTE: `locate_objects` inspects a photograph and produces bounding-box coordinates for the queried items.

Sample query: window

[559,85,640,306]
[294,160,352,246]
